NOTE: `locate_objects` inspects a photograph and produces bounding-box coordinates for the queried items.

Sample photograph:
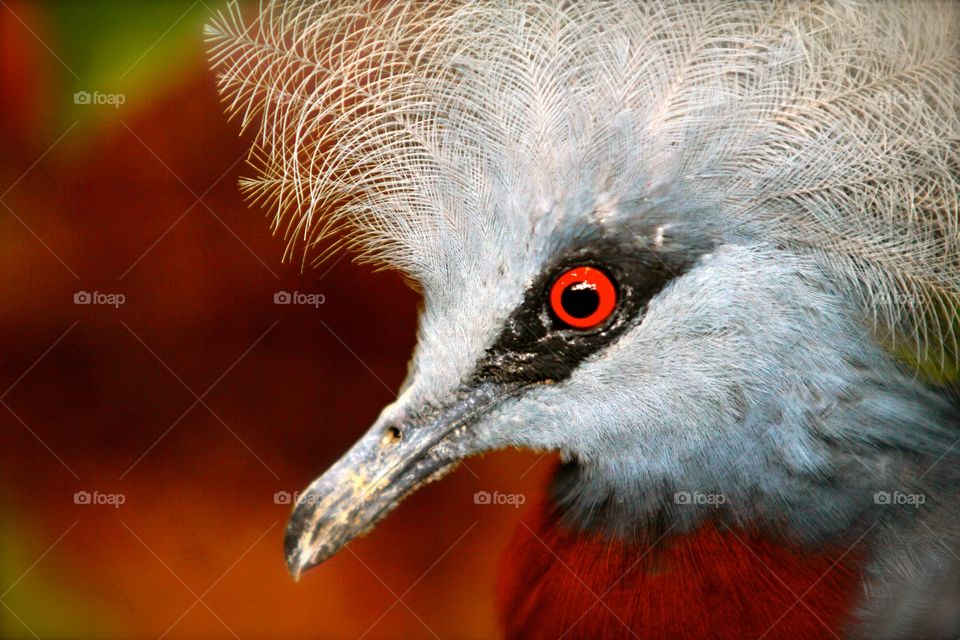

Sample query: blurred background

[0,2,552,637]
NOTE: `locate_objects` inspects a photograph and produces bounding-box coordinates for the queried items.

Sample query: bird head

[206,0,960,579]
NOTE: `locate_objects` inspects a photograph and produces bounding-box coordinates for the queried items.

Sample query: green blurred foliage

[45,0,213,126]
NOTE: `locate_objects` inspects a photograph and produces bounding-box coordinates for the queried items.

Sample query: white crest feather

[206,0,960,376]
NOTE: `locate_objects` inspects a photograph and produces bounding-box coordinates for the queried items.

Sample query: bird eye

[549,266,617,330]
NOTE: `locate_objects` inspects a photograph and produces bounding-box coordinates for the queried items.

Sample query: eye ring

[549,266,617,330]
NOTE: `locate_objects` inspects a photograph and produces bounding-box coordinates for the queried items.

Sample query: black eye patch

[472,234,707,385]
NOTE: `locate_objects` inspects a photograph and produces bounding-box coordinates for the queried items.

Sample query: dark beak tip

[283,517,312,581]
[285,544,328,582]
[287,563,302,582]
[283,525,301,561]
[284,547,303,582]
[284,513,333,581]
[285,543,316,582]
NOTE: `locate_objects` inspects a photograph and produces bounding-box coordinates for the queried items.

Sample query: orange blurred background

[0,2,551,637]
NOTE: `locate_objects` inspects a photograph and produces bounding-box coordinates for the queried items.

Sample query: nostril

[382,425,402,445]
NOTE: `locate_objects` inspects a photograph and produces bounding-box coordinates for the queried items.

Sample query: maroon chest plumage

[497,497,865,640]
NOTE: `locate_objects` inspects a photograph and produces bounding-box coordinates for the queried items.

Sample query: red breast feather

[498,502,863,640]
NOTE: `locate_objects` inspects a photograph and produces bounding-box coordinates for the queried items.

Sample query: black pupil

[561,282,600,319]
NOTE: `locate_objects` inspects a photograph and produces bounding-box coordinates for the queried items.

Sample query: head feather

[206,0,960,378]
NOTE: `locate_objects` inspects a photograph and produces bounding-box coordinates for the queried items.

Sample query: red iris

[549,266,617,329]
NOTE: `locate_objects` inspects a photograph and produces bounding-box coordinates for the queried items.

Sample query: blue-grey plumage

[207,1,960,637]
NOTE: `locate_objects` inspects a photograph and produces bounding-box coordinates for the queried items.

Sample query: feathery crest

[206,0,960,379]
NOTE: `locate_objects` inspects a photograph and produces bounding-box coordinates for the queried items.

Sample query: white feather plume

[206,0,960,377]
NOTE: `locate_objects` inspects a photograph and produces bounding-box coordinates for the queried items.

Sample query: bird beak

[284,382,508,580]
